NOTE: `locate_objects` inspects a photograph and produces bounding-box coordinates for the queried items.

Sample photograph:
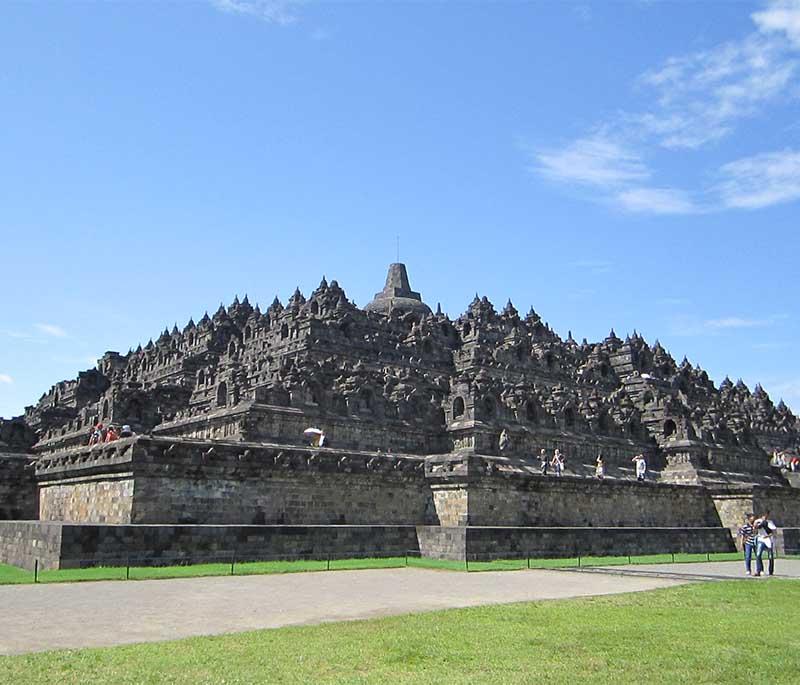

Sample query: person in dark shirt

[738,513,756,576]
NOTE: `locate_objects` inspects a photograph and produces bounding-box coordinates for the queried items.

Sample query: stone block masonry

[417,526,737,561]
[36,436,433,526]
[0,521,421,571]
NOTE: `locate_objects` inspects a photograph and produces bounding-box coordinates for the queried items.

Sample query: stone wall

[781,528,800,554]
[154,402,450,455]
[416,525,466,561]
[461,526,735,559]
[35,436,434,526]
[0,521,62,570]
[131,471,433,525]
[39,477,134,524]
[463,477,721,527]
[710,486,800,546]
[426,454,723,528]
[0,521,421,570]
[0,453,37,520]
[0,521,739,569]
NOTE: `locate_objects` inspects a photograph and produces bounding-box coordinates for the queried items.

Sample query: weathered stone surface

[14,263,796,484]
[1,263,798,567]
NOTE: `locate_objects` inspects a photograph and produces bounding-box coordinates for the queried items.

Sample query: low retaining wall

[1,521,740,570]
[0,522,421,570]
[0,521,63,571]
[417,526,736,561]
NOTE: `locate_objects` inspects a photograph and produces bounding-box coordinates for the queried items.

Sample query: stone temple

[1,263,798,569]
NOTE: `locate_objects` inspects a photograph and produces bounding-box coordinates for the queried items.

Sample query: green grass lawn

[0,551,771,585]
[1,580,798,684]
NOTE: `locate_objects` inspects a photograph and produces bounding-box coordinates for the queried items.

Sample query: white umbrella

[303,427,323,438]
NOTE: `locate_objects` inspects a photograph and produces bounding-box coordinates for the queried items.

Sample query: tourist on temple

[538,448,548,475]
[104,425,119,443]
[88,422,104,446]
[595,455,605,480]
[632,454,647,482]
[551,449,564,477]
[119,424,133,438]
[738,513,756,576]
[754,511,777,577]
[498,428,510,453]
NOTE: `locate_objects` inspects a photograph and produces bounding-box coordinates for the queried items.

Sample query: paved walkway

[0,567,685,655]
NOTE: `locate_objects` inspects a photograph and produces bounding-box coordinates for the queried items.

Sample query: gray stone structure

[1,263,799,568]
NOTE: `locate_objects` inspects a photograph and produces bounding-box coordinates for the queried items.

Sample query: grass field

[0,551,767,585]
[1,580,798,684]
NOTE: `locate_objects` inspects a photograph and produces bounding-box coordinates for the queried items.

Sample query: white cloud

[535,136,649,187]
[753,0,800,49]
[209,0,300,25]
[716,149,800,208]
[529,1,800,214]
[35,323,68,338]
[0,374,12,385]
[669,313,786,336]
[704,317,772,330]
[638,31,798,150]
[615,187,697,214]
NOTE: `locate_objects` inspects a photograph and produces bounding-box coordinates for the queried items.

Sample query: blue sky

[1,0,798,418]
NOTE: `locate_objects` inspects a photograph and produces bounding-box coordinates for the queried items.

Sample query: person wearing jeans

[738,514,756,576]
[754,511,777,577]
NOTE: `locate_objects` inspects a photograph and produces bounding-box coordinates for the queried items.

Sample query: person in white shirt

[632,454,647,482]
[551,449,564,477]
[754,511,777,577]
[595,455,605,480]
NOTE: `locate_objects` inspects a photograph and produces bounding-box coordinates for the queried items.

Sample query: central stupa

[364,263,432,316]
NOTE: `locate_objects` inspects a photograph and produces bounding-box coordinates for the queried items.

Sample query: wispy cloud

[35,323,68,338]
[528,1,800,214]
[0,374,12,385]
[637,31,798,150]
[614,187,697,214]
[535,136,649,187]
[670,312,787,336]
[753,341,789,350]
[754,0,800,48]
[704,316,774,330]
[716,149,800,209]
[209,0,300,25]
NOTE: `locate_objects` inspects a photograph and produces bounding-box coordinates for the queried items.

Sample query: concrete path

[0,567,685,655]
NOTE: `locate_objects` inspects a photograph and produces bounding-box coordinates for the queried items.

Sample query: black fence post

[34,559,38,584]
[672,552,675,563]
[230,550,236,576]
[404,552,408,567]
[527,555,531,570]
[577,553,581,568]
[706,552,711,562]
[326,554,331,571]
[126,556,130,580]
[627,554,631,565]
[465,556,469,572]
